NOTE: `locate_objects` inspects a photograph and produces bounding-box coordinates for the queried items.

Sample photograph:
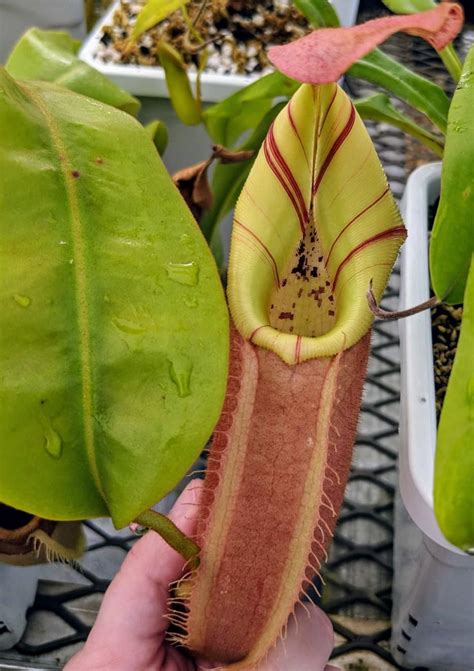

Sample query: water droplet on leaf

[14,294,31,308]
[184,296,199,308]
[168,355,193,398]
[44,426,63,459]
[167,262,199,287]
[180,233,195,252]
[112,317,146,335]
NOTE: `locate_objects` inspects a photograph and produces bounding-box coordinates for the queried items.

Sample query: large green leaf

[293,0,340,27]
[348,48,449,133]
[0,69,229,528]
[203,72,299,146]
[354,93,443,156]
[434,257,474,551]
[430,45,474,303]
[5,29,140,116]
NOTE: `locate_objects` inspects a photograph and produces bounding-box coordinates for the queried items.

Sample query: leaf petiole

[438,44,463,84]
[134,509,200,569]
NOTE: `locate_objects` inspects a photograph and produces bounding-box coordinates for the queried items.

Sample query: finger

[86,479,203,644]
[262,602,334,671]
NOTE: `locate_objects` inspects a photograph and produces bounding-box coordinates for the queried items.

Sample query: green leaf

[434,257,474,551]
[293,0,340,27]
[438,44,463,83]
[157,42,201,126]
[381,0,436,11]
[5,29,140,117]
[203,72,299,146]
[348,48,450,133]
[430,45,474,303]
[201,103,287,250]
[205,98,272,147]
[354,93,444,156]
[133,0,190,39]
[145,119,169,155]
[0,68,229,528]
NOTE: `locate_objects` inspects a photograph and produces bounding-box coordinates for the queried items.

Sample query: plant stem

[192,0,208,30]
[438,44,463,84]
[134,509,200,569]
[182,4,205,45]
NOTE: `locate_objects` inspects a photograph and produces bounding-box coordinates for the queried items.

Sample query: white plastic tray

[79,0,360,101]
[392,162,474,671]
[398,162,465,555]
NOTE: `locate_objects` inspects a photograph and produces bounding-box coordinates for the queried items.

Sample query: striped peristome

[178,83,405,669]
[228,83,405,364]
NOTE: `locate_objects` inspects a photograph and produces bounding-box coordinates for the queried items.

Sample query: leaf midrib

[19,82,105,503]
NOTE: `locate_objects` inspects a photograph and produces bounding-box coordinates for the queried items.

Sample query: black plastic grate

[2,6,474,669]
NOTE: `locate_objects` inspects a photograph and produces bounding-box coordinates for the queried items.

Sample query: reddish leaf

[173,159,213,221]
[269,2,464,84]
[173,147,255,221]
[211,144,255,164]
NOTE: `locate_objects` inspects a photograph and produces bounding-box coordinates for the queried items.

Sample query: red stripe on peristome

[336,262,392,296]
[234,219,280,288]
[295,335,302,364]
[326,187,390,264]
[313,104,356,196]
[332,225,407,290]
[268,123,309,227]
[232,233,276,285]
[287,99,310,170]
[318,85,338,137]
[263,132,306,235]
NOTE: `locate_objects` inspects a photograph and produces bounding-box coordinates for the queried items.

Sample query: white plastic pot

[0,0,86,64]
[392,163,474,670]
[80,0,360,100]
[79,0,360,174]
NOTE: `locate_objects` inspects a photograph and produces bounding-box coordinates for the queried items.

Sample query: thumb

[260,602,334,671]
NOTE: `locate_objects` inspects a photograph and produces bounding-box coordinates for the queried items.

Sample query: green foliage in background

[434,258,474,551]
[6,28,140,116]
[430,45,474,304]
[133,0,190,39]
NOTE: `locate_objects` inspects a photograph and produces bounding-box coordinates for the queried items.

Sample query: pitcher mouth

[228,83,405,364]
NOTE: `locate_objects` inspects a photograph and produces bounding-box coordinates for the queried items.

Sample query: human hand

[65,480,337,671]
